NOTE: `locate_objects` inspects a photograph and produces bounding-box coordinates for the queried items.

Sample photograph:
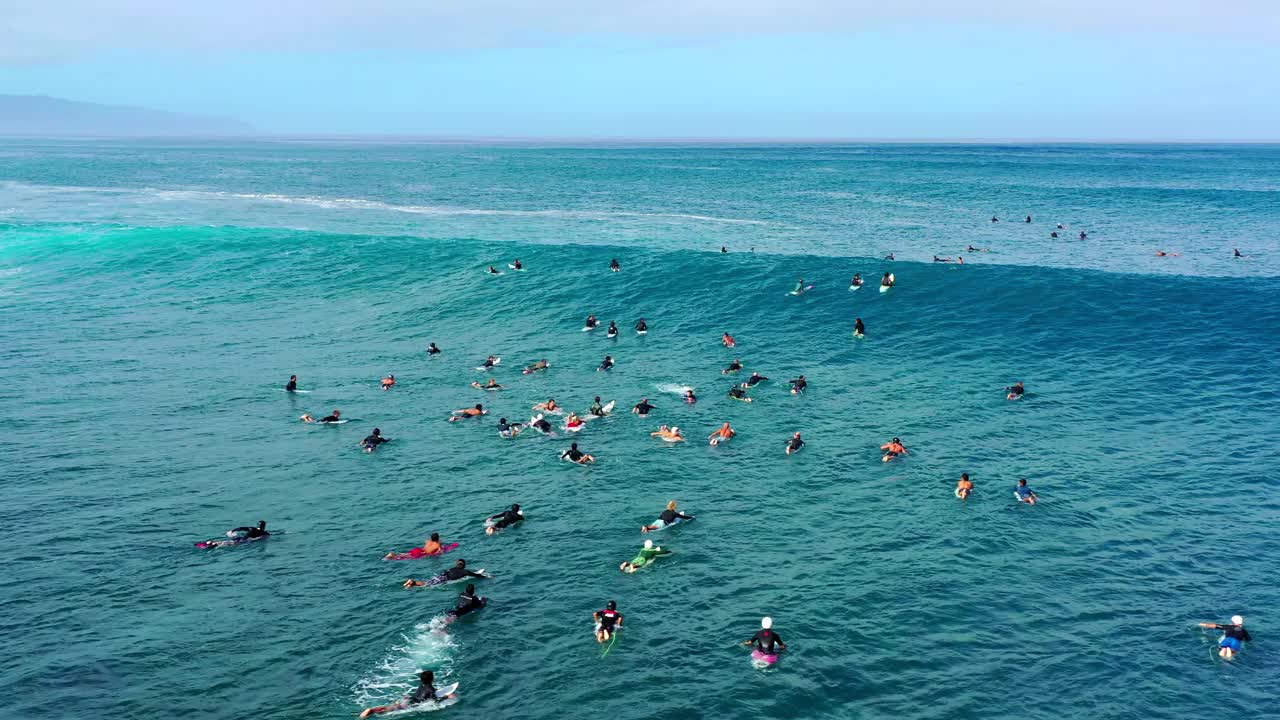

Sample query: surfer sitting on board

[881,272,894,288]
[956,474,974,499]
[610,258,621,271]
[1006,381,1025,400]
[683,389,697,404]
[480,355,498,368]
[598,355,614,372]
[361,428,389,451]
[584,314,599,329]
[635,318,648,333]
[743,617,786,657]
[641,501,695,533]
[589,396,607,416]
[512,259,523,270]
[385,532,448,560]
[285,374,298,392]
[427,343,441,355]
[784,432,805,455]
[607,321,618,337]
[358,670,454,718]
[381,374,396,390]
[449,404,487,422]
[632,398,656,416]
[854,318,865,337]
[789,376,807,394]
[594,601,623,642]
[850,274,863,288]
[791,278,807,295]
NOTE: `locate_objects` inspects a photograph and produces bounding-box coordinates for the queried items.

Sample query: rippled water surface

[1,142,1277,720]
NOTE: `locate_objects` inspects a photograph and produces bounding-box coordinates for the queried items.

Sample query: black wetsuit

[586,318,598,328]
[728,386,748,399]
[285,379,296,392]
[532,417,552,433]
[407,681,438,705]
[483,358,496,368]
[319,415,341,423]
[440,566,485,583]
[363,434,387,448]
[448,591,486,618]
[744,374,767,387]
[607,323,618,336]
[790,378,807,392]
[724,361,742,373]
[751,629,784,654]
[854,320,865,335]
[232,526,269,539]
[635,320,647,332]
[597,608,623,632]
[599,358,613,371]
[787,437,805,453]
[497,420,516,435]
[562,447,586,462]
[1217,625,1253,643]
[633,401,655,415]
[489,510,523,530]
[1008,385,1024,397]
[428,345,441,355]
[657,509,693,525]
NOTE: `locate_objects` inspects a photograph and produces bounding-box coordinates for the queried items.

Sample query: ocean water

[1,141,1278,720]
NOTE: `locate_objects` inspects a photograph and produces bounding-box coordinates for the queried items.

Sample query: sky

[1,0,1278,139]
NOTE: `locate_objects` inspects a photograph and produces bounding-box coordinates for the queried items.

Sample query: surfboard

[786,285,814,296]
[849,284,862,291]
[853,332,864,339]
[751,649,778,668]
[879,285,891,293]
[582,325,598,332]
[636,330,647,335]
[312,418,348,424]
[281,388,311,393]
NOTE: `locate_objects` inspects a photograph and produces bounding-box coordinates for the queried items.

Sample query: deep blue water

[1,141,1277,720]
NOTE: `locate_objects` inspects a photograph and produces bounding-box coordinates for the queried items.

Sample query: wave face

[1,142,1278,720]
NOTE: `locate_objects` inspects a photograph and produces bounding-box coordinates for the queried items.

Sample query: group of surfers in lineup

[235,246,1256,714]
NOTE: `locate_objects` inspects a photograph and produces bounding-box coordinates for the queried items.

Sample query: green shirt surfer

[619,539,670,573]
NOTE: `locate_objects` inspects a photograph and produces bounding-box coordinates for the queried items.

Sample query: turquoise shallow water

[1,142,1278,720]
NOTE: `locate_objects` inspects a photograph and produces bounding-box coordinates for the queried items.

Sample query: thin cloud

[1,0,1277,63]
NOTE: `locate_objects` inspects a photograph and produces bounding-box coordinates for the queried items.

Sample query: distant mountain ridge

[0,94,252,137]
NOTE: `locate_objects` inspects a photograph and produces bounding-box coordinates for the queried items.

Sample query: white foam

[352,616,456,706]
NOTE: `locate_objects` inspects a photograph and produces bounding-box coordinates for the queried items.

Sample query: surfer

[607,321,618,338]
[471,378,503,390]
[884,253,895,260]
[231,521,270,539]
[533,398,559,413]
[560,442,596,464]
[642,501,695,532]
[632,398,656,416]
[594,601,623,642]
[620,539,670,573]
[854,318,865,338]
[449,404,487,422]
[721,246,728,253]
[933,255,952,263]
[427,342,441,355]
[789,375,807,394]
[1014,478,1038,504]
[610,258,621,272]
[728,385,752,402]
[784,432,805,455]
[585,314,599,330]
[791,278,806,295]
[743,617,787,656]
[524,359,550,374]
[1025,215,1032,223]
[991,215,999,222]
[318,410,342,423]
[650,425,685,442]
[881,437,908,462]
[496,417,523,438]
[1199,616,1251,660]
[361,428,389,451]
[683,389,697,404]
[589,396,606,416]
[1155,250,1181,257]
[850,274,863,289]
[285,374,298,392]
[1234,248,1245,258]
[723,358,743,374]
[1057,223,1065,229]
[358,670,453,719]
[481,355,499,369]
[881,272,894,288]
[447,584,487,620]
[957,256,964,265]
[486,504,524,535]
[403,559,488,588]
[1006,381,1025,400]
[967,245,991,252]
[487,265,501,274]
[709,422,735,445]
[742,372,768,388]
[512,259,523,270]
[723,332,736,348]
[635,318,648,333]
[530,414,554,434]
[381,374,396,390]
[598,355,614,372]
[1079,231,1088,240]
[1050,231,1059,238]
[956,473,974,500]
[565,413,585,431]
[385,532,448,560]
